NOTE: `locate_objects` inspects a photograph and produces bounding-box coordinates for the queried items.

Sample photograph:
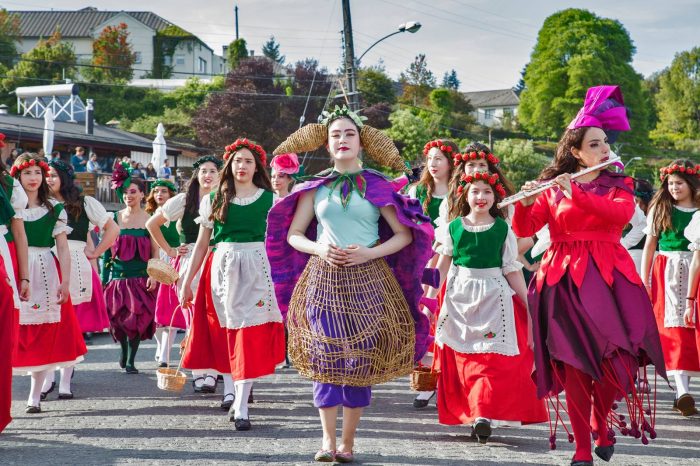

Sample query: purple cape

[266,169,435,361]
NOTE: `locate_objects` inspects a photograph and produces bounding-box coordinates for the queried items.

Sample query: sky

[4,0,699,91]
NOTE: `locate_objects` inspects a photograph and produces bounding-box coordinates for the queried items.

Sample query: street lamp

[356,22,422,65]
[624,156,642,168]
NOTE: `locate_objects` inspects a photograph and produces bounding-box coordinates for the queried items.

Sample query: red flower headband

[224,138,267,166]
[457,171,507,198]
[10,158,50,177]
[659,163,700,182]
[423,139,455,156]
[452,150,500,167]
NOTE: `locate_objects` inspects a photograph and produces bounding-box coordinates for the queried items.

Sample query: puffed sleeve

[10,178,27,217]
[433,218,454,256]
[643,206,656,237]
[432,197,450,251]
[195,194,214,229]
[407,185,418,199]
[620,204,647,249]
[501,227,523,274]
[53,206,73,237]
[685,211,700,251]
[83,195,110,229]
[160,193,186,223]
[530,225,551,258]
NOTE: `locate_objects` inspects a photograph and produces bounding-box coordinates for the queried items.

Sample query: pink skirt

[155,282,187,329]
[73,268,110,333]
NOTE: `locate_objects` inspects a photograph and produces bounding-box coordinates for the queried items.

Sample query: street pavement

[2,332,700,465]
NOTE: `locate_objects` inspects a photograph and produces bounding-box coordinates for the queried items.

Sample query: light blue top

[314,184,380,248]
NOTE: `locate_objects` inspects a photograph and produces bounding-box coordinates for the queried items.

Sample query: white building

[462,88,520,128]
[11,7,228,79]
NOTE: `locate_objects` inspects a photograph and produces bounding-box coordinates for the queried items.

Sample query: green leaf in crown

[320,105,368,128]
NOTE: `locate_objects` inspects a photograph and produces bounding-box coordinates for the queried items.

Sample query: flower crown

[319,105,367,128]
[659,163,700,182]
[422,139,455,156]
[224,138,267,166]
[10,158,50,177]
[452,150,500,167]
[150,179,178,192]
[193,154,223,170]
[456,171,507,198]
[48,159,75,179]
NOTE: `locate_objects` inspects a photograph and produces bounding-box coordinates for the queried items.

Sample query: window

[198,57,207,73]
[484,108,495,120]
[133,51,142,64]
[163,55,172,66]
[503,108,513,118]
[175,55,186,66]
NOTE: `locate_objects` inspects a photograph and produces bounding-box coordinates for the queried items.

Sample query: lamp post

[341,0,421,111]
[624,156,642,168]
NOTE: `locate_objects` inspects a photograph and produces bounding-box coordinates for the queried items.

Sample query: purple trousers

[313,382,372,408]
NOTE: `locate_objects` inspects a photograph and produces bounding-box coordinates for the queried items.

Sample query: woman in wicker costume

[102,164,159,374]
[426,171,547,443]
[40,160,119,399]
[146,155,225,396]
[11,154,87,413]
[266,106,433,463]
[179,139,285,431]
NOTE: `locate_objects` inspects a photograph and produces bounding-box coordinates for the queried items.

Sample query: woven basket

[147,258,179,285]
[274,123,328,155]
[410,366,439,392]
[156,305,190,393]
[360,126,406,172]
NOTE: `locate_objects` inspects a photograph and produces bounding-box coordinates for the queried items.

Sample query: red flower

[462,153,469,161]
[457,185,464,195]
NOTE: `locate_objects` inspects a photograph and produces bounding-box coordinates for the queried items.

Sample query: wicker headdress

[273,105,407,173]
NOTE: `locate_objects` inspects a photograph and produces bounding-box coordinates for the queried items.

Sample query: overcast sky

[5,0,699,91]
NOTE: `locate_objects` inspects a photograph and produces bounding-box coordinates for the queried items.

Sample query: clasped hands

[317,243,374,267]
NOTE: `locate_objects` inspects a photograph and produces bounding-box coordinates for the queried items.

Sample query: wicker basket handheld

[410,365,439,392]
[147,258,179,285]
[156,305,190,393]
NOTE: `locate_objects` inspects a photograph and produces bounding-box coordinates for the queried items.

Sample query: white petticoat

[66,239,93,305]
[659,250,692,328]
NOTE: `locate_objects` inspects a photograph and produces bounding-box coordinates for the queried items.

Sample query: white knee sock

[192,370,206,388]
[154,327,164,361]
[41,370,56,392]
[675,374,691,397]
[29,370,48,407]
[223,374,234,396]
[59,366,74,394]
[233,381,253,419]
[158,328,175,364]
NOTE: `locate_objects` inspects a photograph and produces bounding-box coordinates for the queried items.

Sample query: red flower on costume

[270,153,300,175]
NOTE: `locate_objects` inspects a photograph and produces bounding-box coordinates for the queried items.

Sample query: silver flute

[496,155,622,209]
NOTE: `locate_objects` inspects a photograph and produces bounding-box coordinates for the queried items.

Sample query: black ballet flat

[58,392,74,400]
[221,393,234,411]
[40,382,56,401]
[473,419,492,444]
[594,444,614,462]
[125,365,139,374]
[413,391,435,409]
[234,418,251,431]
[25,405,41,414]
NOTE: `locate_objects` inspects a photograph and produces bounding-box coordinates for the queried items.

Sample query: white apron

[66,239,93,305]
[658,250,692,328]
[0,227,20,309]
[20,247,62,325]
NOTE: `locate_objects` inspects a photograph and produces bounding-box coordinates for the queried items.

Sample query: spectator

[71,147,88,172]
[86,153,100,173]
[158,159,172,179]
[49,151,61,163]
[144,163,157,179]
[38,148,46,158]
[130,160,144,179]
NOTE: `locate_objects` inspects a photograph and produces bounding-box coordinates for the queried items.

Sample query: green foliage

[441,69,460,90]
[518,9,649,142]
[163,77,224,114]
[0,9,20,68]
[81,83,168,124]
[227,38,249,69]
[2,28,77,91]
[124,107,195,139]
[152,26,194,78]
[357,66,396,105]
[261,36,285,64]
[85,23,135,83]
[399,54,436,105]
[386,108,431,162]
[494,139,550,188]
[650,47,700,151]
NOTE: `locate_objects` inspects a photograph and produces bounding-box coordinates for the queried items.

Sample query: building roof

[11,7,179,38]
[462,89,520,108]
[0,113,180,156]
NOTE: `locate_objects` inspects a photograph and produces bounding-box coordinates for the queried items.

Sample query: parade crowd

[0,85,699,466]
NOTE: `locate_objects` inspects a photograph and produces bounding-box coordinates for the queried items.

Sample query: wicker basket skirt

[287,256,415,387]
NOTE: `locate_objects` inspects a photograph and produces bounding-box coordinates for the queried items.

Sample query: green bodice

[180,208,199,244]
[415,185,444,227]
[450,217,508,268]
[160,221,181,248]
[212,190,273,244]
[25,204,65,248]
[658,207,695,252]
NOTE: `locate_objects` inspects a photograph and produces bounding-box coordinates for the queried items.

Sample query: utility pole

[235,5,239,40]
[341,0,359,111]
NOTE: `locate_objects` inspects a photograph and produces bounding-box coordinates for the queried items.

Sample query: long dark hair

[649,159,700,233]
[184,170,202,217]
[417,139,458,214]
[211,145,272,223]
[634,178,654,215]
[52,165,83,219]
[539,127,590,180]
[12,153,54,217]
[449,175,506,221]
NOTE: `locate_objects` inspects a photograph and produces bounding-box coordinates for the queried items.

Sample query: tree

[399,54,436,105]
[494,139,550,189]
[441,69,460,90]
[386,108,431,162]
[261,36,285,64]
[227,38,249,69]
[2,28,77,91]
[0,9,20,69]
[357,66,396,105]
[518,9,649,142]
[125,107,196,139]
[650,47,700,149]
[86,23,135,83]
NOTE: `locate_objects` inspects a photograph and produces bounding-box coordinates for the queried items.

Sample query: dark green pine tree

[441,69,460,90]
[261,36,285,64]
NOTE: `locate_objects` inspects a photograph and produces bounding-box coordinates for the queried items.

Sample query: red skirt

[181,253,285,379]
[0,253,17,433]
[652,254,700,375]
[435,296,547,425]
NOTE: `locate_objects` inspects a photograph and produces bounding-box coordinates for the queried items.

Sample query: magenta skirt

[155,282,187,329]
[73,268,110,333]
[105,277,157,341]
